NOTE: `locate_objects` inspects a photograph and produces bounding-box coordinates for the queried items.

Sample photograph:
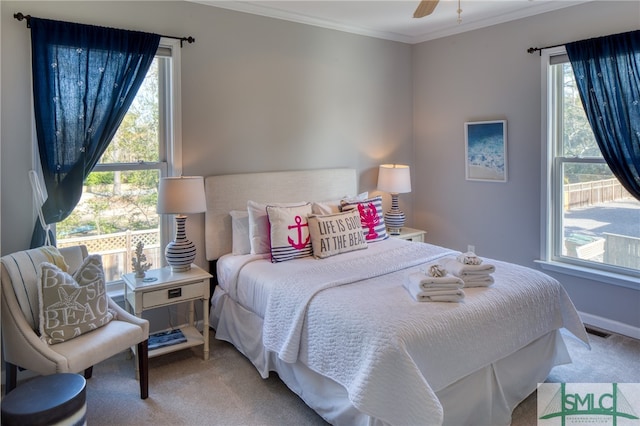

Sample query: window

[56,40,182,286]
[542,48,640,283]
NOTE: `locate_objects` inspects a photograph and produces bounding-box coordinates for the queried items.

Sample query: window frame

[37,38,183,292]
[538,47,639,289]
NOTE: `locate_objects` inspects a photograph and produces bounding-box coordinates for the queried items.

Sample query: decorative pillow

[247,200,307,254]
[307,210,368,258]
[266,203,313,263]
[230,210,251,255]
[311,192,369,215]
[340,195,389,243]
[38,254,114,345]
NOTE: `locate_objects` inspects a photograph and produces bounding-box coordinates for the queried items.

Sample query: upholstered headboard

[204,168,358,260]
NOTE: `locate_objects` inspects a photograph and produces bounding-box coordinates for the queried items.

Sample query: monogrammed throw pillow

[38,254,114,344]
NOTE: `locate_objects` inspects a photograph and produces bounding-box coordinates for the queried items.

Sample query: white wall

[0,1,414,265]
[412,1,640,334]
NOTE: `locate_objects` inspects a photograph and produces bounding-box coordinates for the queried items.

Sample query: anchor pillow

[340,196,389,243]
[38,254,114,344]
[266,203,313,263]
[248,200,308,255]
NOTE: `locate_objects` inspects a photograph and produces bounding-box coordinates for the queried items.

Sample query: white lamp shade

[377,164,411,194]
[157,176,207,214]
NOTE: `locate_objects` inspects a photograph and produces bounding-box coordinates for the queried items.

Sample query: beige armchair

[1,245,149,398]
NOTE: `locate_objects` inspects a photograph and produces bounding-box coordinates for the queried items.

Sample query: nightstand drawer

[142,281,205,309]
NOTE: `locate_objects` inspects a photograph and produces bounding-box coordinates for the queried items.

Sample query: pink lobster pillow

[340,196,389,243]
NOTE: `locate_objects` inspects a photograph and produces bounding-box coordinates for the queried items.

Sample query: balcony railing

[564,178,631,210]
[58,229,161,283]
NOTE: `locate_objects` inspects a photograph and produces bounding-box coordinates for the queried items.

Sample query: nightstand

[390,227,427,242]
[123,264,212,361]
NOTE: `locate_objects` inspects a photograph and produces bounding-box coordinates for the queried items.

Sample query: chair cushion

[51,320,147,373]
[0,246,70,330]
[38,255,114,345]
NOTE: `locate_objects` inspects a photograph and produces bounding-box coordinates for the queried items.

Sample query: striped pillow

[340,196,389,243]
[266,203,313,262]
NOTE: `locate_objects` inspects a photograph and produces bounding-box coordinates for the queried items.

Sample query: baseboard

[579,311,640,340]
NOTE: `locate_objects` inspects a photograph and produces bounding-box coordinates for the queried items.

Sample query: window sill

[107,280,126,302]
[536,260,639,290]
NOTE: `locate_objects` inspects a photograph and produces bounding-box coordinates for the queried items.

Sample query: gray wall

[1,1,639,334]
[1,1,413,266]
[413,1,640,333]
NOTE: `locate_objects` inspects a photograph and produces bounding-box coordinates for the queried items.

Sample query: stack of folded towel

[438,251,496,287]
[403,266,465,302]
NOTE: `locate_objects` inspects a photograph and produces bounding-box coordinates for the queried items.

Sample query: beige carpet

[9,328,640,425]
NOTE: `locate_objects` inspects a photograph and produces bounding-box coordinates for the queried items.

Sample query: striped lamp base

[165,215,196,272]
[384,193,406,235]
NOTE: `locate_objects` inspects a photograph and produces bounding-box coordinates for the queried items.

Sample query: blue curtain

[566,30,640,201]
[29,18,160,247]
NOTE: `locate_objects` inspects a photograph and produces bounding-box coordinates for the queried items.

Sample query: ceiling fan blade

[413,0,440,18]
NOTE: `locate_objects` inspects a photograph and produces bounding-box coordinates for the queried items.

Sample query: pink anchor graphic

[358,203,379,240]
[288,215,310,249]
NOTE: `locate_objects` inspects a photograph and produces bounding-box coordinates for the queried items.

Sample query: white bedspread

[221,240,589,426]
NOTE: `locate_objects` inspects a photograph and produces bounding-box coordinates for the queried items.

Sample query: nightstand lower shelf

[148,325,205,358]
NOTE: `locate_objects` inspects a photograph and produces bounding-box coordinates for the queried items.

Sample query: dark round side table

[1,373,87,426]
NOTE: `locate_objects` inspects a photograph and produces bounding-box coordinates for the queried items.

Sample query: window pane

[56,54,168,284]
[562,162,640,270]
[559,63,601,158]
[57,170,162,282]
[99,59,159,164]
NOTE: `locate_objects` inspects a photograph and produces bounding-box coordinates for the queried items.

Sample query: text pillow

[266,203,313,262]
[248,200,308,255]
[308,210,368,258]
[340,196,389,243]
[38,254,114,344]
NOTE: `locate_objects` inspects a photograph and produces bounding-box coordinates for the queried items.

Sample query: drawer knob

[168,288,182,299]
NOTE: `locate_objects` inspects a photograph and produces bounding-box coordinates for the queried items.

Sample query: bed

[204,168,589,426]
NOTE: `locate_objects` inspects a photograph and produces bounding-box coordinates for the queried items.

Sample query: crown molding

[189,1,593,45]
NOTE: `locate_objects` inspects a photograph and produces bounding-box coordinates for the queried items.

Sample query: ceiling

[190,0,589,44]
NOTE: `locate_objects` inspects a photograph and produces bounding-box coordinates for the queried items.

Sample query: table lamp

[377,164,411,235]
[157,176,207,272]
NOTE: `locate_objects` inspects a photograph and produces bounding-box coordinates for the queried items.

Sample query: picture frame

[464,120,507,182]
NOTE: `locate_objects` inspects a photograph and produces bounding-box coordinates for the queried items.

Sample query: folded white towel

[403,277,465,302]
[405,286,466,303]
[439,257,495,277]
[409,272,464,290]
[456,251,483,265]
[462,275,495,287]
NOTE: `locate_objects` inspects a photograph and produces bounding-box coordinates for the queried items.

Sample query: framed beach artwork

[464,120,507,182]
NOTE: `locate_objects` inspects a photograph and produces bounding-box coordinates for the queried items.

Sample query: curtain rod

[14,12,195,47]
[527,43,565,56]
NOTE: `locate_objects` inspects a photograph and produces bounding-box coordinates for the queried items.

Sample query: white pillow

[308,210,368,258]
[266,203,313,262]
[311,192,369,215]
[230,210,251,255]
[247,200,308,254]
